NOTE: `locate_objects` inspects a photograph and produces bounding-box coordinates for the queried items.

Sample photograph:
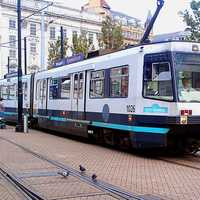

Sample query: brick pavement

[0,127,200,200]
[0,177,27,200]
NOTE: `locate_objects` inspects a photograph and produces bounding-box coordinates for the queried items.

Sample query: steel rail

[0,166,45,200]
[0,136,154,200]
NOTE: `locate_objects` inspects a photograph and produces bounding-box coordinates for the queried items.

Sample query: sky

[54,0,192,35]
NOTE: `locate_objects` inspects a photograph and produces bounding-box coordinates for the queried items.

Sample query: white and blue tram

[1,41,200,150]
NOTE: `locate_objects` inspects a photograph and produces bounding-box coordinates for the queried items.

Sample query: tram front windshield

[174,53,200,102]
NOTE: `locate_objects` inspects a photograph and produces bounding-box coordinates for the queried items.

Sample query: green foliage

[180,0,200,41]
[71,33,90,58]
[100,16,124,50]
[48,37,68,68]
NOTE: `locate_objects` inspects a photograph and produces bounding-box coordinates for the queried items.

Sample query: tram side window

[8,84,16,100]
[73,74,79,99]
[2,85,8,100]
[23,82,27,100]
[143,62,173,101]
[79,73,84,99]
[40,80,47,99]
[61,76,71,99]
[49,78,59,99]
[110,66,129,97]
[90,70,105,98]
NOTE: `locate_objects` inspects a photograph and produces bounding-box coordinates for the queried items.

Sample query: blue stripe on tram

[91,122,169,134]
[3,111,169,135]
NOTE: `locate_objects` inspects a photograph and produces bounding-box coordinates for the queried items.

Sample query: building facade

[82,0,145,45]
[152,31,190,43]
[0,0,102,77]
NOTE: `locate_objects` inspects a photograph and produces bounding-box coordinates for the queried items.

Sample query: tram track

[0,136,160,200]
[157,154,200,171]
[0,165,45,200]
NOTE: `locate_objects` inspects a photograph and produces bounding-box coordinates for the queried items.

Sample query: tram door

[71,72,85,120]
[38,79,47,115]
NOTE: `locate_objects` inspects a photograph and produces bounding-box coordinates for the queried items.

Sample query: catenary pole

[16,0,24,132]
[24,37,27,75]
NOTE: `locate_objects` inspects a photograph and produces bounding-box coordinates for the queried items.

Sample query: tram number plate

[127,105,135,113]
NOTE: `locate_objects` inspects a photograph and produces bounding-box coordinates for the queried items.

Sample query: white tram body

[0,74,32,122]
[1,41,200,149]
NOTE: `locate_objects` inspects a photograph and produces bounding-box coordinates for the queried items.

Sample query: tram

[0,0,200,151]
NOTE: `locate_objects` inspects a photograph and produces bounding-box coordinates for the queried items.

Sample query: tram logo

[102,104,110,122]
[144,104,168,114]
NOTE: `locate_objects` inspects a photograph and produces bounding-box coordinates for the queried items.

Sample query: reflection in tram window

[73,74,79,99]
[61,76,71,99]
[49,78,59,99]
[79,73,84,99]
[90,70,105,98]
[110,66,129,97]
[23,82,27,100]
[9,84,16,100]
[144,62,173,101]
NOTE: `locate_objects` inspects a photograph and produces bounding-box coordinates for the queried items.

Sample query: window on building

[63,29,67,38]
[73,31,78,37]
[9,19,16,29]
[110,66,129,97]
[81,30,87,37]
[30,43,37,54]
[96,33,101,41]
[88,33,93,45]
[9,64,17,73]
[49,78,59,99]
[30,23,37,36]
[9,35,16,48]
[50,27,56,40]
[9,49,16,58]
[90,70,104,98]
[61,76,71,99]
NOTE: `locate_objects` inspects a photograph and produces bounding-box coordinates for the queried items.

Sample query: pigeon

[57,171,69,178]
[92,174,97,181]
[79,165,86,173]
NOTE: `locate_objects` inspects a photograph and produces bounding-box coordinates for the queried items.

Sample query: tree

[48,37,69,68]
[180,0,200,41]
[71,33,90,58]
[100,16,124,50]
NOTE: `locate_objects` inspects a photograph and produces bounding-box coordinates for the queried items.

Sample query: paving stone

[0,127,200,200]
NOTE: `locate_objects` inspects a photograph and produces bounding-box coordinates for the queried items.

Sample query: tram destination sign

[53,53,84,68]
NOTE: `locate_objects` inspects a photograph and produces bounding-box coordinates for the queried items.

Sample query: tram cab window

[61,76,71,99]
[144,62,173,101]
[173,53,200,102]
[110,66,128,97]
[90,70,105,98]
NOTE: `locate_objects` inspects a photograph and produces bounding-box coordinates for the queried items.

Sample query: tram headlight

[180,116,188,125]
